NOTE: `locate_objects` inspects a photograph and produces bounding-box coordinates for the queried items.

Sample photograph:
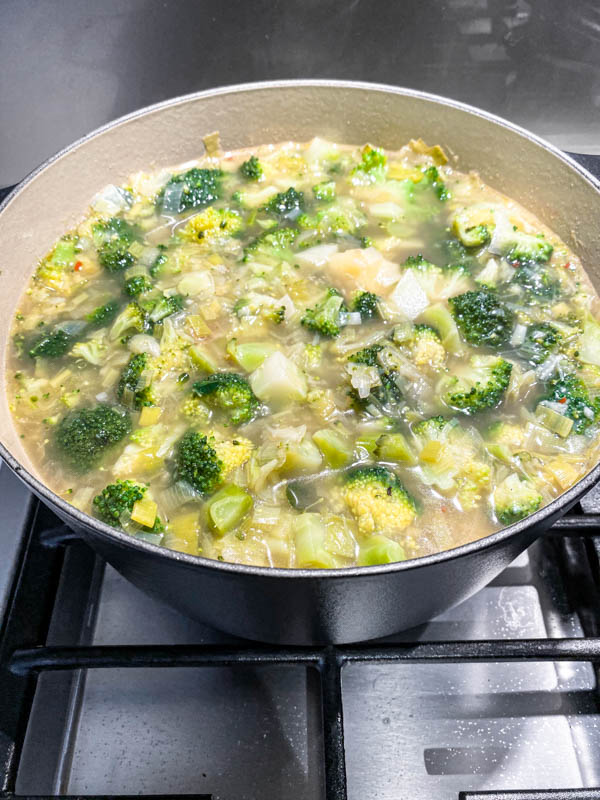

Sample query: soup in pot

[7,137,600,568]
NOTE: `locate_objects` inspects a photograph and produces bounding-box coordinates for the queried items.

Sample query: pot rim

[2,78,599,580]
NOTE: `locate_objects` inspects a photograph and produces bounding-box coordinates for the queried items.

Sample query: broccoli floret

[413,415,450,437]
[296,198,366,241]
[28,327,75,359]
[232,294,286,325]
[341,465,416,535]
[350,144,387,184]
[159,167,223,213]
[109,303,151,340]
[193,372,258,425]
[449,290,514,347]
[313,180,336,202]
[93,217,138,273]
[92,479,163,533]
[421,165,449,201]
[262,187,305,221]
[506,232,553,266]
[352,291,379,320]
[410,324,445,370]
[239,155,263,181]
[519,323,562,365]
[142,293,184,323]
[243,227,298,263]
[35,236,79,290]
[442,355,512,414]
[493,473,542,525]
[54,405,131,472]
[301,288,347,338]
[347,345,404,416]
[173,430,223,495]
[117,353,156,409]
[543,374,600,433]
[124,275,153,297]
[86,300,120,328]
[212,435,254,477]
[179,207,243,244]
[149,245,168,278]
[180,394,211,422]
[70,335,107,366]
[512,263,560,302]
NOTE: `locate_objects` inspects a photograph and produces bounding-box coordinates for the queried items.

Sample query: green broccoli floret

[543,374,600,433]
[173,430,223,495]
[124,275,153,297]
[243,227,298,263]
[149,245,168,278]
[434,236,477,271]
[54,405,131,472]
[352,291,380,320]
[347,345,404,416]
[350,145,387,184]
[421,165,449,201]
[239,155,263,181]
[413,415,451,437]
[449,290,514,347]
[93,217,138,273]
[341,465,416,535]
[262,187,305,221]
[403,254,440,272]
[493,473,542,525]
[512,263,560,301]
[193,372,259,425]
[117,353,156,409]
[296,198,366,242]
[109,303,151,340]
[86,300,120,328]
[92,479,164,533]
[519,323,562,365]
[34,236,79,289]
[442,355,512,414]
[232,294,285,325]
[506,231,553,266]
[28,327,75,359]
[313,180,336,202]
[301,288,347,338]
[143,293,184,323]
[159,167,223,213]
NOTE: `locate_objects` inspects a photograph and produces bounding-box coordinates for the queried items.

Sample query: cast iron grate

[2,499,600,800]
[2,151,600,800]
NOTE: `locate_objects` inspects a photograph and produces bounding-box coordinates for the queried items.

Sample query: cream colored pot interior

[2,81,600,480]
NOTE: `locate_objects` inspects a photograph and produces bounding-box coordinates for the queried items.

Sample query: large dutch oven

[1,80,599,644]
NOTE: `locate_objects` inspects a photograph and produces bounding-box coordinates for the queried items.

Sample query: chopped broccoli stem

[206,484,253,535]
[312,428,353,469]
[293,514,337,569]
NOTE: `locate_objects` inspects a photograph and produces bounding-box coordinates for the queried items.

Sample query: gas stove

[2,154,600,800]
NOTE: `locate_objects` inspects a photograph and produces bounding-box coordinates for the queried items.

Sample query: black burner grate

[2,499,600,800]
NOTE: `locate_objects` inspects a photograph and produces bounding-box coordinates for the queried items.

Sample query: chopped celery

[227,339,278,372]
[206,484,253,535]
[131,497,158,528]
[376,432,417,464]
[357,535,405,566]
[189,344,219,373]
[419,303,464,354]
[282,438,323,474]
[312,428,353,469]
[293,513,336,568]
[536,404,574,438]
[185,315,211,338]
[354,433,380,459]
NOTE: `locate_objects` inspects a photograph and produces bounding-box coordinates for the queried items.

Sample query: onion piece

[510,323,527,347]
[388,271,430,319]
[488,209,514,255]
[91,184,132,215]
[128,334,161,358]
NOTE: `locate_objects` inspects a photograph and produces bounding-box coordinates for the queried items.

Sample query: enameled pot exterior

[2,81,600,643]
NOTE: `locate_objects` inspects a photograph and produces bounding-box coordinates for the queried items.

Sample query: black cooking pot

[1,81,599,644]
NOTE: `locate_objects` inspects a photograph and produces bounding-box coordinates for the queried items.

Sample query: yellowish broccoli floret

[487,421,526,449]
[341,466,417,536]
[212,435,254,477]
[180,395,211,422]
[410,324,446,371]
[179,207,243,245]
